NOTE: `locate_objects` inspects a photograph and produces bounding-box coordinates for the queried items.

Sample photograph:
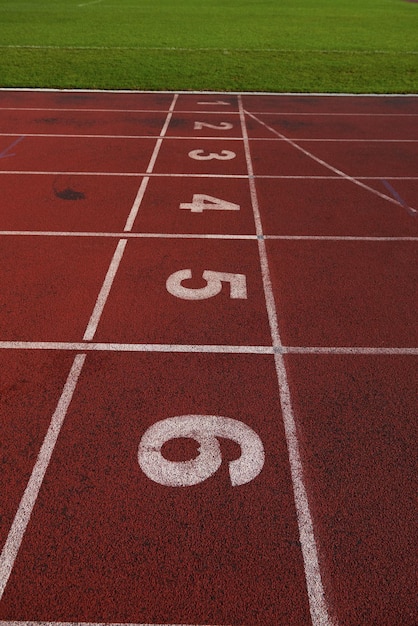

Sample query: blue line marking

[0,136,25,159]
[382,179,417,217]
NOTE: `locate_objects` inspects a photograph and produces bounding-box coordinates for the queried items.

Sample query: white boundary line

[0,171,417,181]
[0,622,221,626]
[0,353,86,600]
[1,107,417,117]
[0,342,274,354]
[82,94,177,339]
[83,238,127,340]
[0,88,417,96]
[0,342,416,355]
[2,133,418,142]
[0,232,416,241]
[239,95,336,626]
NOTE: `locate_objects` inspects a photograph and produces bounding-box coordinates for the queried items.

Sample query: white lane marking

[1,105,417,117]
[0,133,244,140]
[124,176,149,231]
[0,87,416,96]
[239,95,337,626]
[1,133,418,143]
[83,93,177,337]
[0,171,416,180]
[0,231,258,240]
[0,171,249,178]
[123,95,178,231]
[83,239,127,341]
[0,353,86,600]
[0,622,222,626]
[0,342,274,353]
[0,342,417,354]
[138,415,264,487]
[244,109,417,214]
[282,346,418,355]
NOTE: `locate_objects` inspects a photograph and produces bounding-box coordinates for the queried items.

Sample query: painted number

[166,269,247,300]
[180,194,240,213]
[197,100,231,106]
[194,121,233,131]
[189,149,236,161]
[138,415,265,487]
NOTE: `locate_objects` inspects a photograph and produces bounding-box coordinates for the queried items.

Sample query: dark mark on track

[54,187,86,200]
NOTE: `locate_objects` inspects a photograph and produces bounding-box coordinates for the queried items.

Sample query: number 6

[138,415,265,487]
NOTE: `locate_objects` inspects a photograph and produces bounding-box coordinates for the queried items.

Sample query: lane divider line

[0,95,180,601]
[83,238,128,341]
[239,95,337,626]
[0,353,86,600]
[244,109,418,215]
[84,93,178,340]
[0,341,416,354]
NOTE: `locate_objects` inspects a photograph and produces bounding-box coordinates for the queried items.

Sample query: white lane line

[82,93,177,338]
[239,96,336,626]
[0,88,416,97]
[244,109,417,214]
[0,622,222,626]
[0,342,274,354]
[124,176,149,231]
[0,231,258,240]
[0,232,416,242]
[0,171,416,181]
[2,133,418,143]
[0,353,86,600]
[0,171,249,178]
[146,94,178,174]
[83,239,127,341]
[122,94,178,232]
[0,133,243,140]
[0,342,416,354]
[283,346,418,355]
[244,104,332,625]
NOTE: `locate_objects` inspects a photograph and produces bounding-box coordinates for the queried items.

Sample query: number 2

[194,121,233,131]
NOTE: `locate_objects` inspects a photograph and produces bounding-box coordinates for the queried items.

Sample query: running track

[0,90,417,626]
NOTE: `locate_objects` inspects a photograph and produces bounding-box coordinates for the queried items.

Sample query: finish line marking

[0,342,416,355]
[244,109,418,214]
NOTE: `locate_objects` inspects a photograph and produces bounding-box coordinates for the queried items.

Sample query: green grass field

[0,0,417,92]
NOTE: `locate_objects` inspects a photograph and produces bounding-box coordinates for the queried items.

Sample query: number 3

[189,149,236,161]
[138,415,265,487]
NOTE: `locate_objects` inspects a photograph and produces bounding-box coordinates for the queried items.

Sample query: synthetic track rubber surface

[0,90,417,626]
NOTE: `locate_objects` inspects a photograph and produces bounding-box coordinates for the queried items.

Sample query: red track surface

[0,90,417,626]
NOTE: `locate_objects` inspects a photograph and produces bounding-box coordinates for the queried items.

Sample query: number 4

[180,194,240,213]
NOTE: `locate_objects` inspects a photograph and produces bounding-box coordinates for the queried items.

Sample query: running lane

[0,90,417,626]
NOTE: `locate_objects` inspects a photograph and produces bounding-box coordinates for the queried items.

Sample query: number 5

[166,269,247,300]
[138,415,265,487]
